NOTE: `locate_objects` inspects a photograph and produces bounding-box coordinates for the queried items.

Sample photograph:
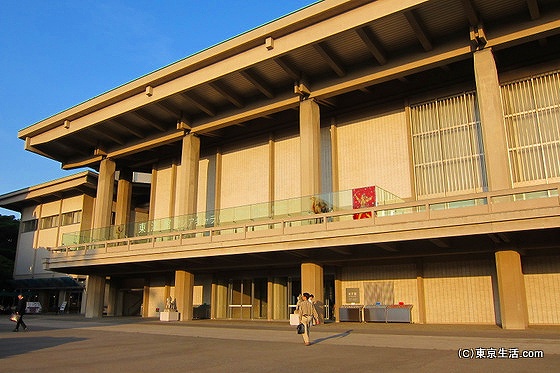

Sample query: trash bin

[386,304,413,323]
[339,305,363,322]
[363,304,387,322]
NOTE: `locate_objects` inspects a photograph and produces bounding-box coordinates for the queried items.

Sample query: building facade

[2,0,560,328]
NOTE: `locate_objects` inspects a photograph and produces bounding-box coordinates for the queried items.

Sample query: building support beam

[473,48,511,191]
[114,168,132,230]
[175,134,200,221]
[301,262,324,321]
[93,158,116,233]
[299,99,321,198]
[85,275,105,318]
[175,270,194,322]
[495,250,529,329]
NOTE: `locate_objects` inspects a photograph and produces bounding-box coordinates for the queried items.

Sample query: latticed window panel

[410,92,486,198]
[501,71,560,184]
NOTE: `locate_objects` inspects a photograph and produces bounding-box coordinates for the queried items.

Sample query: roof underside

[19,0,560,173]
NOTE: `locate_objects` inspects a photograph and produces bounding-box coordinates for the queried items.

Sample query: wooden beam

[274,56,300,81]
[240,69,275,98]
[109,119,144,139]
[107,130,185,159]
[209,81,244,108]
[527,0,540,20]
[132,110,167,131]
[89,126,125,145]
[313,42,346,77]
[460,0,480,26]
[404,9,433,51]
[355,27,387,65]
[182,92,216,117]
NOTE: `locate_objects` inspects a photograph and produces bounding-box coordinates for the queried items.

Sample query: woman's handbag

[289,313,300,326]
[9,313,20,322]
[296,323,305,334]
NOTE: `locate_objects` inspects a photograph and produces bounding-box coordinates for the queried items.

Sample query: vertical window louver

[501,70,560,185]
[411,92,486,198]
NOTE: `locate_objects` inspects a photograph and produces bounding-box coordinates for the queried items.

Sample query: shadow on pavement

[0,336,86,359]
[312,329,353,345]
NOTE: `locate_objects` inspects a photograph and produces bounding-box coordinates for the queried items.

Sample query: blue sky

[0,0,318,217]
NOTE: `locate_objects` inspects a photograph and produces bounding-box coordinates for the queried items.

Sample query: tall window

[21,219,38,233]
[40,215,59,229]
[410,92,486,198]
[501,70,560,185]
[61,210,82,226]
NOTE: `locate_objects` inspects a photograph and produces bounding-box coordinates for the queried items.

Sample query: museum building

[2,0,560,328]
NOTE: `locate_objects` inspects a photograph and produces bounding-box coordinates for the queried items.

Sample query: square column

[85,275,105,318]
[474,48,510,191]
[495,250,529,329]
[93,158,116,230]
[176,134,200,219]
[299,99,321,197]
[175,270,194,321]
[114,168,132,229]
[301,262,324,322]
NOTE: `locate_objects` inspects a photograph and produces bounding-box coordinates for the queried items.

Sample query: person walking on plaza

[13,294,28,332]
[296,292,319,346]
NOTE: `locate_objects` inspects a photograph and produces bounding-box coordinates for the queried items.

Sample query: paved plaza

[1,315,559,372]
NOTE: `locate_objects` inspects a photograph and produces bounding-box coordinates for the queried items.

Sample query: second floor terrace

[46,183,560,274]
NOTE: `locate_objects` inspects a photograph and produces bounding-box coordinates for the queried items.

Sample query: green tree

[0,215,19,289]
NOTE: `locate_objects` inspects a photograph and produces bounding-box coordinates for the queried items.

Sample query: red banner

[352,186,376,219]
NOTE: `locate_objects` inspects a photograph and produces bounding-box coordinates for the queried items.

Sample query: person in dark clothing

[13,294,28,332]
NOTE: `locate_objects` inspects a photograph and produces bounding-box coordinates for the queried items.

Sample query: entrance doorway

[227,278,267,319]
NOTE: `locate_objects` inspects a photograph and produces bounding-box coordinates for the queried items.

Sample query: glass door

[228,279,252,319]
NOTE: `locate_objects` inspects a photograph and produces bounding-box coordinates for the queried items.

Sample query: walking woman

[296,292,319,346]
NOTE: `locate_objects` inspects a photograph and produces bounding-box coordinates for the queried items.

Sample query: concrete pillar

[105,278,119,317]
[85,275,105,318]
[175,270,194,321]
[299,99,321,197]
[267,278,274,321]
[473,48,511,191]
[142,283,150,318]
[334,268,342,323]
[114,168,132,231]
[495,250,529,329]
[301,262,324,322]
[416,261,427,324]
[211,281,228,319]
[176,134,200,221]
[271,277,288,320]
[93,158,116,230]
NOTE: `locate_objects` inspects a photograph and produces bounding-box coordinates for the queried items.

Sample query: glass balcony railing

[61,186,403,245]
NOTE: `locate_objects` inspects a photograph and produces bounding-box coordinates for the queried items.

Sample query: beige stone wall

[524,255,560,324]
[336,107,412,199]
[423,260,496,324]
[274,132,301,201]
[220,138,270,211]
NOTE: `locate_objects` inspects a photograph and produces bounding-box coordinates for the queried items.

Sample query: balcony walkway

[46,183,560,273]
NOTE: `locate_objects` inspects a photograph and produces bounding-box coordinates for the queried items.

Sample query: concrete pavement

[1,315,559,372]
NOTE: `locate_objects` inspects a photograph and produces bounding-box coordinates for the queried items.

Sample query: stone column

[85,275,105,318]
[176,134,200,225]
[334,268,342,323]
[114,168,132,232]
[473,48,511,191]
[301,262,324,321]
[175,270,194,321]
[93,158,116,241]
[299,99,321,197]
[495,250,529,329]
[142,284,150,318]
[105,278,120,317]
